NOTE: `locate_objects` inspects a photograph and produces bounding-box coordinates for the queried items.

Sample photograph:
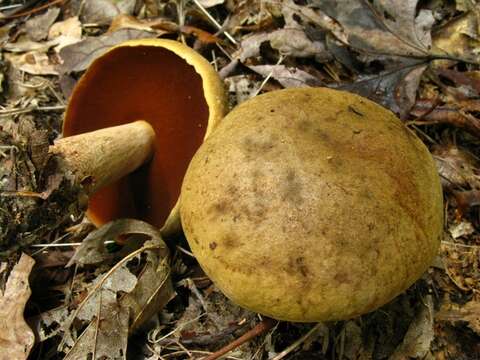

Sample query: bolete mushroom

[51,39,227,233]
[180,88,444,322]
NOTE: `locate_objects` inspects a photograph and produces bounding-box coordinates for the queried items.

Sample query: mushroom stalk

[50,121,155,194]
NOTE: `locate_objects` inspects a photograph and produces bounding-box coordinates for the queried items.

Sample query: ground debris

[0,119,85,258]
[1,0,480,358]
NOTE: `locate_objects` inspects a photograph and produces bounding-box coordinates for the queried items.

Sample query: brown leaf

[5,51,59,75]
[0,254,35,360]
[432,144,480,189]
[121,240,174,333]
[108,14,157,33]
[248,65,322,88]
[59,29,157,74]
[411,99,480,138]
[339,61,427,118]
[390,296,435,359]
[180,25,221,44]
[432,9,480,67]
[67,219,168,266]
[310,0,434,57]
[81,0,121,26]
[63,219,173,356]
[25,7,60,41]
[436,300,480,335]
[48,16,83,52]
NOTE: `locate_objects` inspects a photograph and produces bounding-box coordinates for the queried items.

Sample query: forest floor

[0,1,479,359]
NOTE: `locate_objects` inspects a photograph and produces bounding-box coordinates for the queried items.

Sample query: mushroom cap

[63,39,227,232]
[180,88,444,322]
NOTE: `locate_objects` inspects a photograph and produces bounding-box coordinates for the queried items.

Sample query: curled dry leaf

[67,218,166,266]
[63,220,174,358]
[0,254,35,360]
[59,29,156,74]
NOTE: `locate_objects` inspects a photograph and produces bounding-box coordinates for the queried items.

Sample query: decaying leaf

[224,74,261,104]
[0,254,35,360]
[449,220,475,239]
[67,219,164,266]
[25,7,61,42]
[5,51,59,75]
[390,296,435,359]
[198,0,225,7]
[436,300,480,335]
[59,29,157,74]
[432,144,480,189]
[62,220,174,358]
[0,119,85,258]
[236,3,330,63]
[81,0,121,25]
[48,16,83,52]
[310,0,434,57]
[248,64,323,88]
[339,62,428,118]
[433,9,480,67]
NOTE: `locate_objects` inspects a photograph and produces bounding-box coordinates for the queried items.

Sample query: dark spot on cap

[334,271,351,284]
[209,242,217,250]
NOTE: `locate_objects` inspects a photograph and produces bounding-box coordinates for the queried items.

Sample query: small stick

[202,317,276,360]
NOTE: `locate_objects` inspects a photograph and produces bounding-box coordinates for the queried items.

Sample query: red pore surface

[64,46,209,228]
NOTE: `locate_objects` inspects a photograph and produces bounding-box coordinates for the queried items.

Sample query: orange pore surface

[63,46,209,228]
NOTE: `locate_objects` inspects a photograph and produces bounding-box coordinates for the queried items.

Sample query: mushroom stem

[50,120,155,194]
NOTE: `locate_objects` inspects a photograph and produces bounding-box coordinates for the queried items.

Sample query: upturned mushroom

[180,88,444,322]
[51,39,227,234]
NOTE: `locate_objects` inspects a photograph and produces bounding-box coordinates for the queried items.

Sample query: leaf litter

[0,0,479,359]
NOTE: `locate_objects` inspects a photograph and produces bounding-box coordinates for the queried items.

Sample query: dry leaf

[449,221,475,239]
[0,254,35,360]
[25,7,60,41]
[198,0,224,7]
[67,219,165,266]
[180,25,220,44]
[390,296,435,359]
[108,14,156,33]
[5,51,59,75]
[433,9,480,67]
[3,36,58,53]
[339,62,427,118]
[432,144,480,189]
[248,64,322,88]
[310,0,434,57]
[62,220,174,358]
[48,16,83,52]
[224,75,261,104]
[436,300,480,335]
[81,0,121,25]
[59,29,156,74]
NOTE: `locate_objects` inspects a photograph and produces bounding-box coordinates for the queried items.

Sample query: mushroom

[51,39,227,233]
[180,88,444,322]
